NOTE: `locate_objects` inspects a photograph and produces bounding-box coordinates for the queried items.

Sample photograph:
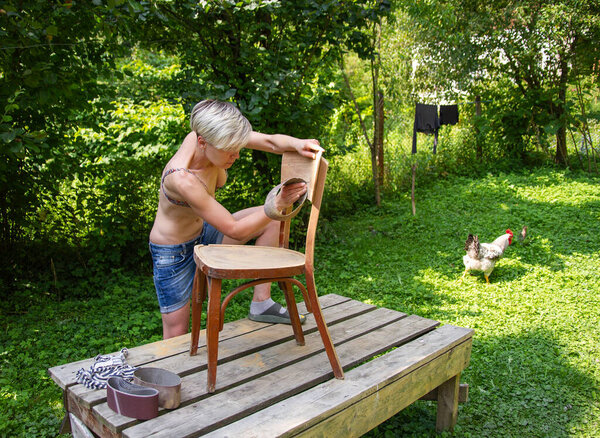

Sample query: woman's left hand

[274,182,307,212]
[294,139,324,159]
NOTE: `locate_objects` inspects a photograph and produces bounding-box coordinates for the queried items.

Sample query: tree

[0,1,390,284]
[399,0,600,164]
[340,21,385,206]
[135,0,388,198]
[339,0,391,206]
[0,0,141,280]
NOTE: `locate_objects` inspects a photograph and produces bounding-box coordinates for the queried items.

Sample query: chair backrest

[280,150,323,202]
[278,152,328,267]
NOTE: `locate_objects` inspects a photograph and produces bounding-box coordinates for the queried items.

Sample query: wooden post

[411,163,417,216]
[374,89,384,190]
[436,373,461,432]
[475,96,482,159]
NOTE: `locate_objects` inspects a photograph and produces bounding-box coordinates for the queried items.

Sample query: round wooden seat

[194,244,306,279]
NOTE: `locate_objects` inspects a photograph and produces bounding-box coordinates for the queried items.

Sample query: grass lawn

[1,167,599,437]
[315,168,600,437]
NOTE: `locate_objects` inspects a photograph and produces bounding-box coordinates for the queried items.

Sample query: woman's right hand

[274,182,307,212]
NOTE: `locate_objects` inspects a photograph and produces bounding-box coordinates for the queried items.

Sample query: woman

[149,100,323,339]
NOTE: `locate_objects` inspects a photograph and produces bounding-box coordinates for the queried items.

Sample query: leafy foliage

[1,169,599,437]
[140,0,386,130]
[0,1,391,290]
[132,0,390,206]
[0,0,142,281]
[395,0,600,164]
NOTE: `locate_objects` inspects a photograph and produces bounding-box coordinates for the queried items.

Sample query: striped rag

[75,348,137,390]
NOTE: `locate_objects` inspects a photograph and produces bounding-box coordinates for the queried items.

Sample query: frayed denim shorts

[149,224,224,313]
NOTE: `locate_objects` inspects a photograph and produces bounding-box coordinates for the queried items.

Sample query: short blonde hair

[190,100,252,152]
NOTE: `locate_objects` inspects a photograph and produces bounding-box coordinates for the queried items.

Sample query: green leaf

[1,130,17,143]
[46,25,58,36]
[223,88,237,99]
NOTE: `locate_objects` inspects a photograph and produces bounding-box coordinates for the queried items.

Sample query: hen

[461,229,514,283]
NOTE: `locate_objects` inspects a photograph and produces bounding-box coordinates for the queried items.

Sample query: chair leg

[300,286,312,314]
[190,267,206,356]
[305,270,344,380]
[206,277,222,393]
[280,278,312,313]
[279,281,305,346]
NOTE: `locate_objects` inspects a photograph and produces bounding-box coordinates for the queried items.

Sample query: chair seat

[194,244,306,279]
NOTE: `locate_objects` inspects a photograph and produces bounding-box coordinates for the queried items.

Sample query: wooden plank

[49,293,350,389]
[203,325,473,438]
[294,338,472,437]
[121,315,440,438]
[69,297,378,410]
[96,308,419,434]
[420,383,469,403]
[66,391,119,438]
[69,413,94,438]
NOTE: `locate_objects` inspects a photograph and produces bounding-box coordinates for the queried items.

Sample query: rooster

[461,229,515,283]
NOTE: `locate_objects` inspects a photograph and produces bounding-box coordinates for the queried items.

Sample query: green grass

[316,168,600,437]
[1,167,599,437]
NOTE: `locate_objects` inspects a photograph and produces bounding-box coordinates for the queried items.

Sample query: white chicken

[461,229,514,283]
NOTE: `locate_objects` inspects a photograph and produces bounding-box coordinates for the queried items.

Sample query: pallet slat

[122,315,440,438]
[96,308,420,434]
[203,325,473,438]
[69,297,379,409]
[50,294,350,389]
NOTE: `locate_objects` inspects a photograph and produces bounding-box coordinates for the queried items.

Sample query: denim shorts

[149,224,224,313]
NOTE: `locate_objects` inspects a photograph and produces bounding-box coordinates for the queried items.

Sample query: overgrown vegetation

[1,168,599,437]
[317,169,600,437]
[1,1,600,436]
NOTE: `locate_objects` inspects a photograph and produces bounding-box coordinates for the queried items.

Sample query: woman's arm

[247,132,324,159]
[175,172,306,242]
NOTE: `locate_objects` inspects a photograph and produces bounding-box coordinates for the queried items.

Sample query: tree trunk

[374,89,385,189]
[554,59,569,166]
[475,96,482,159]
[369,131,381,207]
[370,22,382,207]
[555,117,568,166]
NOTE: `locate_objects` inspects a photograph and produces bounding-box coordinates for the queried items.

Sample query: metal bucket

[133,367,181,409]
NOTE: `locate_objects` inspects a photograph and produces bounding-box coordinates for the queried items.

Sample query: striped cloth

[75,348,137,390]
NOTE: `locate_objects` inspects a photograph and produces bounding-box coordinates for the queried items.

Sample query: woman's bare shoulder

[183,131,197,143]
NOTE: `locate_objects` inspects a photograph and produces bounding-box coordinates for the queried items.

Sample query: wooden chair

[189,151,344,392]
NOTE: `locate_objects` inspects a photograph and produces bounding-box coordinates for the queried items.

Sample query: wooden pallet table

[48,294,473,437]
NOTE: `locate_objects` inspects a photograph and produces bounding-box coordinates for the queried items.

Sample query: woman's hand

[274,182,307,212]
[293,138,324,159]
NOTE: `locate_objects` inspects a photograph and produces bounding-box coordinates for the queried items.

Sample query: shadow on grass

[318,169,599,291]
[365,328,598,437]
[415,172,600,261]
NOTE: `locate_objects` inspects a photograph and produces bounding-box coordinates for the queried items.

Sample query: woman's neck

[188,141,216,171]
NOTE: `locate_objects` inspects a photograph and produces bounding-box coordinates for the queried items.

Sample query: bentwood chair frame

[189,151,344,393]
